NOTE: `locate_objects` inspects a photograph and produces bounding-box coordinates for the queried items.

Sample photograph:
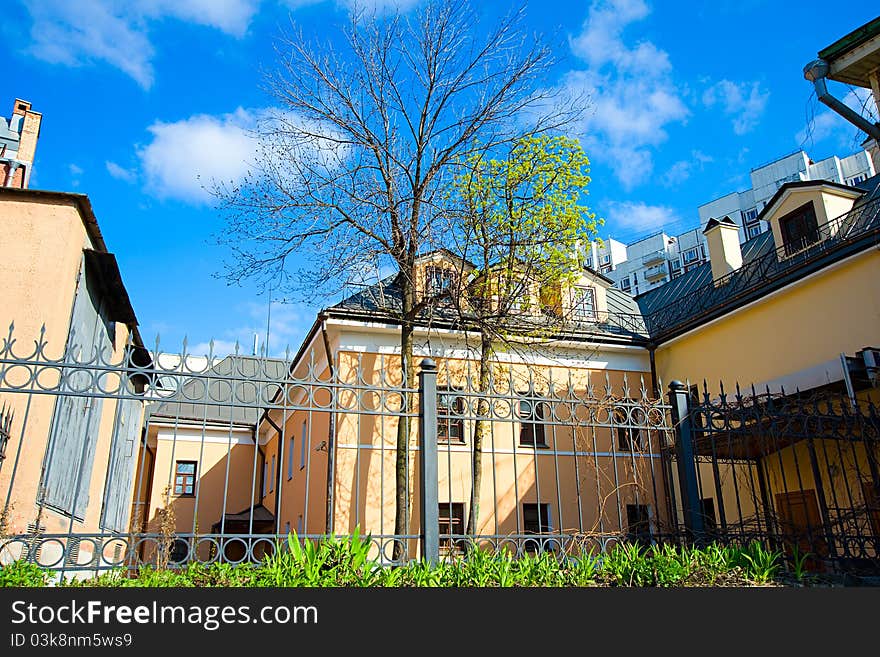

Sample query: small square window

[626,504,652,547]
[174,461,196,496]
[518,397,548,447]
[438,388,465,443]
[522,503,552,553]
[439,502,465,555]
[425,266,455,297]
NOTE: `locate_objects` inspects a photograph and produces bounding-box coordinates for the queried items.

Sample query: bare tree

[215,0,579,557]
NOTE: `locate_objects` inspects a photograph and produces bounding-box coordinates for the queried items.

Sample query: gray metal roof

[148,355,291,426]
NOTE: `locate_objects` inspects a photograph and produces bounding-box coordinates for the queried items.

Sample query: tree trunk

[466,332,493,536]
[393,277,416,560]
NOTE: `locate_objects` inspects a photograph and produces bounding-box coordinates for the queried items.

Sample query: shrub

[0,560,49,587]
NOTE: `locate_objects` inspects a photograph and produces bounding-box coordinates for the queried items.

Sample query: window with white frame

[437,387,465,443]
[743,208,758,223]
[518,397,549,447]
[747,223,762,239]
[600,254,611,265]
[682,248,699,264]
[570,286,597,321]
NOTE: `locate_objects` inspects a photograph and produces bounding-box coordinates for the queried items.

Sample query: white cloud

[190,300,315,358]
[140,0,260,37]
[68,163,84,176]
[660,150,714,188]
[661,160,691,187]
[106,161,136,183]
[564,0,689,189]
[702,79,769,135]
[604,200,681,234]
[138,107,258,204]
[20,0,259,89]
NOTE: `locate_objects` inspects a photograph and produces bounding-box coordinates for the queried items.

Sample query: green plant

[788,545,811,583]
[565,552,599,586]
[651,544,690,587]
[602,543,654,586]
[736,541,781,584]
[0,560,49,587]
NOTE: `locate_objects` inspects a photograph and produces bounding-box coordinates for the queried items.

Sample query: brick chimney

[3,98,42,189]
[703,216,742,286]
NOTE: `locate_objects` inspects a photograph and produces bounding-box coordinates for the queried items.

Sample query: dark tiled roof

[636,231,775,317]
[636,178,880,341]
[327,275,649,342]
[148,355,290,426]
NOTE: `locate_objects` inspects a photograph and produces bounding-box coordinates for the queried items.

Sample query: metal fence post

[418,358,439,565]
[668,381,705,543]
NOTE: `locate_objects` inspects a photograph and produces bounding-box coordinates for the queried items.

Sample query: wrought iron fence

[668,380,880,573]
[2,320,878,578]
[0,323,674,577]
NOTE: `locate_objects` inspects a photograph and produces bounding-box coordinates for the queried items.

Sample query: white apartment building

[581,237,627,275]
[594,148,875,295]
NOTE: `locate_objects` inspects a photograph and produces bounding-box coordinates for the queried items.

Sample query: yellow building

[0,186,149,569]
[228,251,672,562]
[637,176,879,565]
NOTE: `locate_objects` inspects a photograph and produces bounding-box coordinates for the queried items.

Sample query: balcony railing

[642,250,667,266]
[644,264,668,281]
[643,193,880,339]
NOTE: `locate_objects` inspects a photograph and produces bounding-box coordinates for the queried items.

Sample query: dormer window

[425,266,455,297]
[779,201,820,256]
[570,285,597,322]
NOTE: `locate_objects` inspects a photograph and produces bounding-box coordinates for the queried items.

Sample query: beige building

[0,186,148,568]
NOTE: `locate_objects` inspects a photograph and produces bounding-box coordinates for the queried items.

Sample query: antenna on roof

[264,284,272,358]
[253,332,259,356]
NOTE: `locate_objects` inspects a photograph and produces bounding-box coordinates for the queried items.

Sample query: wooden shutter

[42,257,111,518]
[99,397,142,533]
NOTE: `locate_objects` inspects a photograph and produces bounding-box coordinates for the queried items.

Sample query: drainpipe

[263,414,285,533]
[648,344,659,397]
[803,59,880,142]
[3,160,21,187]
[320,316,337,535]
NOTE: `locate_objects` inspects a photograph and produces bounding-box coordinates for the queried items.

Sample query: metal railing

[667,379,880,570]
[644,194,880,339]
[0,322,674,576]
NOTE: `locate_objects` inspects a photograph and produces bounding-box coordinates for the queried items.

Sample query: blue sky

[3,1,877,356]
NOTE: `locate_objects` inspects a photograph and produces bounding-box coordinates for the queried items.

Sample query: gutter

[803,59,880,141]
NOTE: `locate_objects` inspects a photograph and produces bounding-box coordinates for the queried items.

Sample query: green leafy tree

[447,134,601,535]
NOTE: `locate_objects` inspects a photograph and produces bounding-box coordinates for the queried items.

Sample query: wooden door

[775,489,828,568]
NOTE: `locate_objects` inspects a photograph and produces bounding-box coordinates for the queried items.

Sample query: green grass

[0,535,792,588]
